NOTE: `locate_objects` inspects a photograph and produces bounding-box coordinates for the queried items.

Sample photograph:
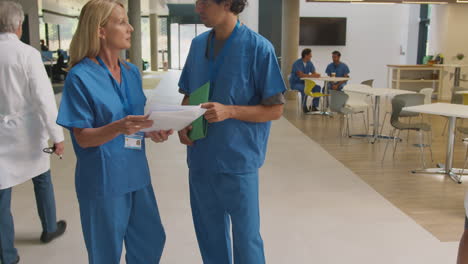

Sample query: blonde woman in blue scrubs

[57,1,171,263]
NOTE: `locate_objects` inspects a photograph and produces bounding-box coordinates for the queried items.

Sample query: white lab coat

[0,33,64,190]
[465,192,468,218]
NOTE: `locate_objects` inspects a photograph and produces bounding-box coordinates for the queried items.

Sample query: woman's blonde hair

[68,0,124,69]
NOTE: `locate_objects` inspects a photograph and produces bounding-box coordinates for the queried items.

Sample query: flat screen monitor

[299,17,347,46]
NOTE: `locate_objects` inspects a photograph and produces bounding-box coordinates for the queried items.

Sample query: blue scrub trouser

[0,170,58,264]
[78,184,165,264]
[291,83,322,108]
[189,169,265,264]
[327,82,346,91]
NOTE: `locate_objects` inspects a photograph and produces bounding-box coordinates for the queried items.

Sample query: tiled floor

[8,71,459,263]
[283,90,468,242]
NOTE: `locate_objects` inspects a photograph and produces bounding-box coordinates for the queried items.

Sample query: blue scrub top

[325,62,350,77]
[179,25,286,173]
[57,58,151,199]
[290,59,316,86]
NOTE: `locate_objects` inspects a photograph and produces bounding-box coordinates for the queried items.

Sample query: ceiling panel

[306,0,466,3]
[40,0,195,17]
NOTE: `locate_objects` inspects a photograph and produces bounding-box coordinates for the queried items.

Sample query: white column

[281,0,299,90]
[239,0,259,32]
[149,0,160,71]
[128,0,142,71]
[17,0,40,50]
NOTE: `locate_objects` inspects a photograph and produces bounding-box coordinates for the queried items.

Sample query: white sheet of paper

[141,104,207,132]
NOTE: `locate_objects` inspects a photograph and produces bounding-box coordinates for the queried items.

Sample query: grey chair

[361,79,374,87]
[441,91,465,136]
[380,93,424,137]
[329,90,367,144]
[381,94,433,168]
[457,137,468,183]
[329,90,351,141]
[453,127,468,183]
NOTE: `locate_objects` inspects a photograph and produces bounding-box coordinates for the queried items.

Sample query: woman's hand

[146,130,173,143]
[115,115,153,135]
[72,115,153,149]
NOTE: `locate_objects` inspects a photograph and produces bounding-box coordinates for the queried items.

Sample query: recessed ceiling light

[402,1,448,3]
[351,1,396,4]
[457,0,468,3]
[314,0,364,2]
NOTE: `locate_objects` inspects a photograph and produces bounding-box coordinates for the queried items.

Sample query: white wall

[429,4,468,93]
[405,5,420,65]
[429,4,468,64]
[298,2,419,88]
[239,0,259,32]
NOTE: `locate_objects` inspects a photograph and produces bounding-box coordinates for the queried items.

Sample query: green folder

[188,82,210,141]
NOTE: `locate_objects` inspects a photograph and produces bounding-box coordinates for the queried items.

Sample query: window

[169,23,210,70]
[39,16,78,52]
[417,5,430,64]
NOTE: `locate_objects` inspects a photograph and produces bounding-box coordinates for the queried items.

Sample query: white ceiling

[40,0,196,16]
[306,0,466,3]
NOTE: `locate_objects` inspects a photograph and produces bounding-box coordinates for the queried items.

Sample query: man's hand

[178,125,194,146]
[53,141,64,156]
[115,115,153,135]
[146,130,173,143]
[201,102,233,123]
[332,84,339,90]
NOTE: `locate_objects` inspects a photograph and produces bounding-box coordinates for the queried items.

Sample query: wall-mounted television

[299,17,347,46]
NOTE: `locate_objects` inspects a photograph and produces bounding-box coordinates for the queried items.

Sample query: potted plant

[456,53,465,61]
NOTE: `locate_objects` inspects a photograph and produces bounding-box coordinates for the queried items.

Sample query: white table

[301,77,350,116]
[403,103,468,183]
[302,76,350,83]
[456,91,468,105]
[343,86,415,143]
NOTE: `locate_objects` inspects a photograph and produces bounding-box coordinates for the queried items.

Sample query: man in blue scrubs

[325,50,350,91]
[178,0,286,263]
[290,48,322,112]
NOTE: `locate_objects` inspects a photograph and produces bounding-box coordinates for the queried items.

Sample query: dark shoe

[302,105,309,113]
[311,106,319,112]
[40,220,67,243]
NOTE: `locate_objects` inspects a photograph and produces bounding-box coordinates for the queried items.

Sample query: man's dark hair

[332,51,341,57]
[302,48,312,59]
[213,0,247,15]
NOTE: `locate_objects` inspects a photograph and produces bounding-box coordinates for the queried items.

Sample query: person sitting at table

[52,49,68,81]
[290,48,321,112]
[40,39,48,51]
[325,50,350,91]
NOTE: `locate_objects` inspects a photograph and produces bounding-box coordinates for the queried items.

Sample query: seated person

[325,50,350,91]
[52,49,68,81]
[40,39,48,51]
[290,48,321,112]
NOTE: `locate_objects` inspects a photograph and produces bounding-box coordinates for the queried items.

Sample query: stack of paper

[141,104,207,132]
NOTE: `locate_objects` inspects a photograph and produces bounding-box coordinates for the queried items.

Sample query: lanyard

[208,20,241,85]
[96,56,133,115]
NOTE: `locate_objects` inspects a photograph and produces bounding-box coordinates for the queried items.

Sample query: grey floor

[9,71,459,263]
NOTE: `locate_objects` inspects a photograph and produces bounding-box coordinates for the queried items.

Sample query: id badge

[124,132,144,150]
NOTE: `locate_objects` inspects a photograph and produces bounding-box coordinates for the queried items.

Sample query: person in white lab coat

[0,2,67,263]
[457,193,468,264]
